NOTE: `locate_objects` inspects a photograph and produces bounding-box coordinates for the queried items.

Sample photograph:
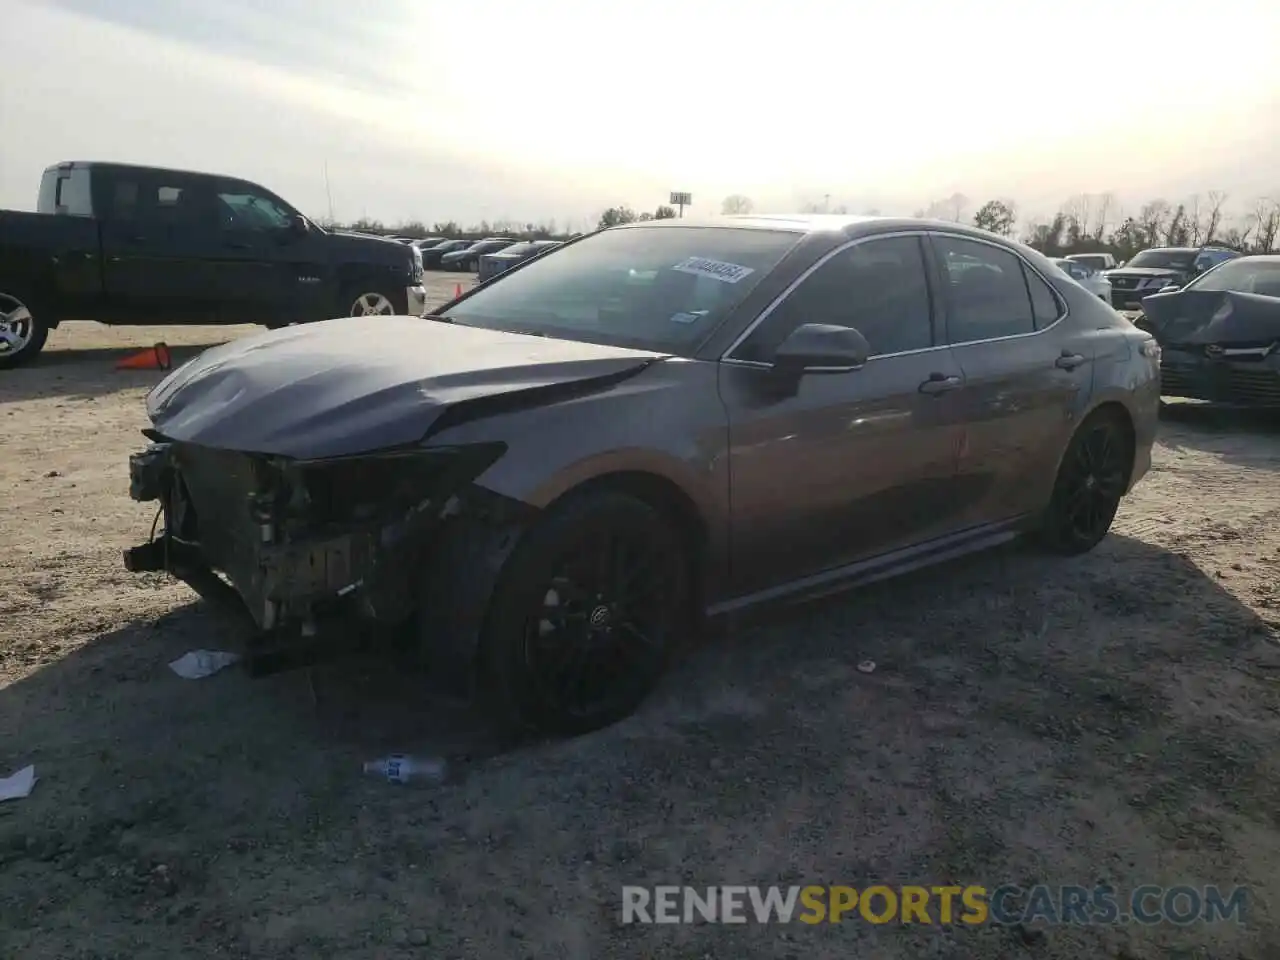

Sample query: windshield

[440,225,802,354]
[1068,254,1108,270]
[1126,249,1195,270]
[1186,259,1280,296]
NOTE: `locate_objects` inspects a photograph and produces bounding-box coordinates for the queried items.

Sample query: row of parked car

[1049,246,1242,317]
[378,234,563,279]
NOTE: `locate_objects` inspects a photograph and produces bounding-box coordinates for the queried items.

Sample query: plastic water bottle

[362,754,447,785]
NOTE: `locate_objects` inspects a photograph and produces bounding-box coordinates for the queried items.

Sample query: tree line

[924,192,1280,258]
[322,190,1280,259]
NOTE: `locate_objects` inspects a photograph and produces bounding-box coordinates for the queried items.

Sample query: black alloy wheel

[481,492,690,737]
[1038,410,1132,555]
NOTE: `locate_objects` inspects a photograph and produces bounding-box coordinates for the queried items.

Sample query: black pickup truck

[0,161,427,368]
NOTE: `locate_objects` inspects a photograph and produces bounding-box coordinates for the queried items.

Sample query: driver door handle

[1056,352,1087,370]
[919,373,962,395]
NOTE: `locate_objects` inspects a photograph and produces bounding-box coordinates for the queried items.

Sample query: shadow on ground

[1,534,1277,959]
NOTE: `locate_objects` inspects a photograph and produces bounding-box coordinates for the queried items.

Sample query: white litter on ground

[0,765,37,802]
[857,660,877,674]
[168,650,241,679]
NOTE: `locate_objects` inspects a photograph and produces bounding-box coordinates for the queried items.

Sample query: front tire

[1036,409,1133,555]
[344,287,402,317]
[0,292,48,370]
[479,491,691,737]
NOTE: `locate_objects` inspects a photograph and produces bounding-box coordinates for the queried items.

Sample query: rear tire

[1035,409,1133,555]
[479,491,691,738]
[0,291,48,370]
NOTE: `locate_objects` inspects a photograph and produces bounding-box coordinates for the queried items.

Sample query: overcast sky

[2,0,1278,230]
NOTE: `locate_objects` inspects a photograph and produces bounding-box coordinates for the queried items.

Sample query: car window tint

[1025,266,1064,329]
[147,178,210,229]
[936,236,1035,343]
[737,235,933,362]
[216,185,293,232]
[111,180,140,219]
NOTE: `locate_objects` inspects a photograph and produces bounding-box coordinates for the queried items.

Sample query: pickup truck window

[216,189,293,232]
[112,180,141,219]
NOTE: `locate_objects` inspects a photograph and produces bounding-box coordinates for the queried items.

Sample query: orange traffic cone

[454,282,463,299]
[116,342,172,371]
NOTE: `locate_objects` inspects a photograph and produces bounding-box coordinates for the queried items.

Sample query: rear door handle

[919,373,962,394]
[1056,352,1087,370]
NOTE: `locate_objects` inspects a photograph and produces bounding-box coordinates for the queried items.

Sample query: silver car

[1052,257,1112,302]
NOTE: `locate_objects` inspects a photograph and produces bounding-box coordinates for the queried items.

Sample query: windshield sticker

[672,257,755,284]
[669,311,708,324]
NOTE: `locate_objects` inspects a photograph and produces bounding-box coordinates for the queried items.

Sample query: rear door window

[935,236,1039,343]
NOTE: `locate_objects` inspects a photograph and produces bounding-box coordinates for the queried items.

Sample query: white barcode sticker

[671,257,755,284]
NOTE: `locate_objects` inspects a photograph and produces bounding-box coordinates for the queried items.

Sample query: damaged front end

[123,437,514,663]
[1140,289,1280,406]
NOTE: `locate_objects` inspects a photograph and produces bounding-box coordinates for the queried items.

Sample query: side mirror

[289,214,310,238]
[772,323,870,374]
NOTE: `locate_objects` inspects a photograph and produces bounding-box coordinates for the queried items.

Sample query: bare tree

[1163,204,1190,246]
[1203,191,1228,244]
[1185,194,1203,245]
[1092,192,1116,241]
[721,194,754,215]
[1251,196,1280,252]
[1137,199,1171,247]
[918,193,969,222]
[1061,194,1093,241]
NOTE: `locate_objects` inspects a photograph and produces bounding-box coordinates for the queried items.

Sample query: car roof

[1231,254,1280,264]
[610,213,1021,243]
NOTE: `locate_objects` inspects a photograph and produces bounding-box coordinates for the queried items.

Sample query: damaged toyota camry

[1136,255,1280,406]
[124,215,1161,736]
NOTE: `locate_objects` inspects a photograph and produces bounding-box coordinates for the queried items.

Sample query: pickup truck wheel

[0,293,47,370]
[346,290,400,317]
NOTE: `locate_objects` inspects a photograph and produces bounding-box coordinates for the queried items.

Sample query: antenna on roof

[324,160,335,222]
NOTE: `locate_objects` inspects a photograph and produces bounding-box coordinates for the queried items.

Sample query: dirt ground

[2,275,1279,958]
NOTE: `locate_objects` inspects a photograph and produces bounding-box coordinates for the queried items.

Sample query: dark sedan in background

[440,237,516,272]
[124,215,1160,737]
[477,239,562,281]
[1138,255,1280,406]
[420,238,474,269]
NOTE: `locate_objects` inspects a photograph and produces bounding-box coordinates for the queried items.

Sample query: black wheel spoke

[1051,420,1128,545]
[522,518,679,721]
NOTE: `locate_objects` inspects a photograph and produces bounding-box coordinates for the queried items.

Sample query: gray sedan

[124,215,1161,736]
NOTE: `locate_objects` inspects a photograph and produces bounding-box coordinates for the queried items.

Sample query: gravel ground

[2,275,1279,958]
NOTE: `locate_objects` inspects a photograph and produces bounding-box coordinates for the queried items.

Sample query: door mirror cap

[772,323,870,374]
[289,214,310,237]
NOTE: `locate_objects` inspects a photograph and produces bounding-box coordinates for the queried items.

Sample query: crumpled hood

[1139,289,1280,346]
[146,317,667,459]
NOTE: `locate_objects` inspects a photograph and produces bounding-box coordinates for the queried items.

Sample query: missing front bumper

[123,438,512,639]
